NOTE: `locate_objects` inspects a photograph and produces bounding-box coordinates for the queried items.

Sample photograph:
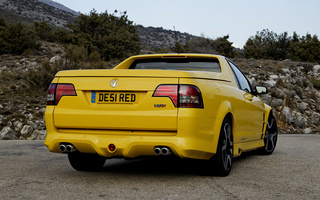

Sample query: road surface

[0,134,319,199]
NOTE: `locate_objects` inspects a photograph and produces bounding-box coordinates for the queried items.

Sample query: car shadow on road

[99,152,260,176]
[101,156,201,176]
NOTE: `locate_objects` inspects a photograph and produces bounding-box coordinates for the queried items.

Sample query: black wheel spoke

[266,134,274,151]
[223,153,231,170]
[262,114,278,154]
[222,139,227,151]
[210,118,233,176]
[222,122,233,170]
[267,117,274,129]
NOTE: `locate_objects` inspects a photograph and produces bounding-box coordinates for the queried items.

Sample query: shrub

[33,21,55,42]
[25,44,109,90]
[311,77,320,90]
[0,20,39,55]
[244,30,320,63]
[25,59,59,91]
[64,10,141,61]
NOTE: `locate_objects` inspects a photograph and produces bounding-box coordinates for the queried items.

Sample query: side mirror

[255,86,268,95]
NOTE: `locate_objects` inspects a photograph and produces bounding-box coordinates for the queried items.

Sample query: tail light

[153,85,178,106]
[47,83,77,105]
[179,85,203,108]
[153,84,203,108]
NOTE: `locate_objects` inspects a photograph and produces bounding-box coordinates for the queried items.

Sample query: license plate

[92,92,137,104]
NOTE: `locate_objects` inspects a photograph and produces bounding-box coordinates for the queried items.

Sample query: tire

[68,152,106,171]
[209,117,233,176]
[259,114,278,155]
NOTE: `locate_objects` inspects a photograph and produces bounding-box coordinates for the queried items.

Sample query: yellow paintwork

[44,54,272,159]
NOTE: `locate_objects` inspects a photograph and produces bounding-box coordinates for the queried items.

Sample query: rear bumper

[44,130,214,160]
[45,107,223,160]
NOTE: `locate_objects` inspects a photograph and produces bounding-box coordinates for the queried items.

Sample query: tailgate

[53,75,178,131]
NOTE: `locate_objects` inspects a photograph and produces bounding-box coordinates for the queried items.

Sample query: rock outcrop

[236,58,320,134]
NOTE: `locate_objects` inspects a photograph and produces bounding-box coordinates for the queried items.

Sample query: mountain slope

[0,0,76,27]
[37,0,80,16]
[0,0,196,49]
[137,25,197,49]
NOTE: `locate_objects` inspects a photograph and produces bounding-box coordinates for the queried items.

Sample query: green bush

[25,59,59,91]
[184,35,234,57]
[0,19,39,55]
[244,29,320,63]
[33,21,55,42]
[25,44,110,90]
[61,10,141,61]
[311,78,320,90]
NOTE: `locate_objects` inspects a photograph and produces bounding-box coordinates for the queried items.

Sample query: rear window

[129,58,221,72]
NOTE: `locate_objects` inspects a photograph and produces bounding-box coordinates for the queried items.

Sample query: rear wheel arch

[218,113,234,152]
[263,105,274,133]
[259,109,278,155]
[221,112,234,146]
[224,113,233,128]
[208,115,234,176]
[211,101,233,153]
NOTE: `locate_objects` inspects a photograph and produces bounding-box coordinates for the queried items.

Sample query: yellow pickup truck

[44,54,278,176]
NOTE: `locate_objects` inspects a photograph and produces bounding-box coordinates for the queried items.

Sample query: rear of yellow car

[45,74,222,153]
[44,54,276,176]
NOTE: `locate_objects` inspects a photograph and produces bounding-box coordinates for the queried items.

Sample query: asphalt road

[0,134,319,200]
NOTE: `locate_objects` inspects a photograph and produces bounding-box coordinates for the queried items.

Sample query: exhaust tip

[154,147,161,155]
[154,146,172,156]
[161,147,172,156]
[66,144,77,152]
[59,144,66,152]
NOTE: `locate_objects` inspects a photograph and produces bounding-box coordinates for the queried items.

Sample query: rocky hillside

[0,42,64,140]
[0,0,76,27]
[234,58,320,134]
[0,0,197,50]
[37,0,80,16]
[137,25,197,49]
[0,42,319,140]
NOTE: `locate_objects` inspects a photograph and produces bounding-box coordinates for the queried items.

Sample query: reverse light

[179,85,203,108]
[47,83,77,105]
[153,84,203,108]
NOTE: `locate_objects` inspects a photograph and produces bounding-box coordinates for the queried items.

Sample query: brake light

[47,83,76,105]
[153,85,178,106]
[153,84,203,108]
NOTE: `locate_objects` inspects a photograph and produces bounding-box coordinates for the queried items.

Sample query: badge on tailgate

[91,91,137,103]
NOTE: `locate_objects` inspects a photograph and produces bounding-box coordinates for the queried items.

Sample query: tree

[184,34,235,56]
[288,31,300,61]
[65,10,141,61]
[215,35,234,57]
[0,21,38,55]
[275,31,290,60]
[244,29,278,59]
[184,36,217,54]
[173,42,185,53]
[34,21,54,41]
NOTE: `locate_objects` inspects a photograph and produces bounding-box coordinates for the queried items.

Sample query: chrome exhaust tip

[59,144,67,152]
[154,147,161,155]
[154,146,172,156]
[161,147,172,156]
[66,144,77,152]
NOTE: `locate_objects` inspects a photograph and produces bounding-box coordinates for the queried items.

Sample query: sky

[53,0,320,48]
